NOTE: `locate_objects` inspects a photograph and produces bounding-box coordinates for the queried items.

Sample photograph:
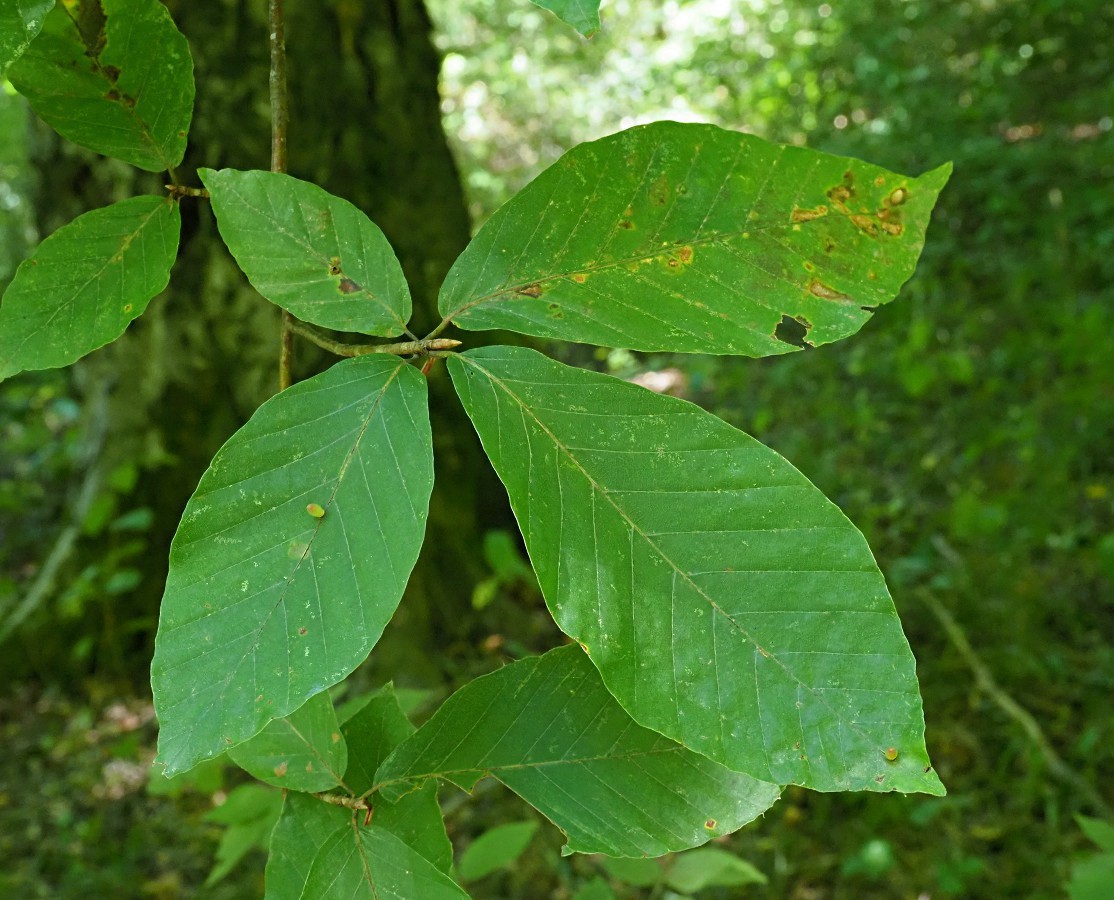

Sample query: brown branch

[917,587,1111,817]
[269,0,293,391]
[286,319,460,358]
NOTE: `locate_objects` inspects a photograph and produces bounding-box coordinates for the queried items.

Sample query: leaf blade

[449,346,942,795]
[375,645,781,858]
[152,357,434,775]
[0,195,180,380]
[0,0,54,75]
[7,0,194,172]
[200,169,411,336]
[266,795,466,900]
[228,691,348,792]
[342,687,453,874]
[439,122,949,355]
[530,0,602,37]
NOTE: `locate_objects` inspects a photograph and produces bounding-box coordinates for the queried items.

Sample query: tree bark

[15,0,498,683]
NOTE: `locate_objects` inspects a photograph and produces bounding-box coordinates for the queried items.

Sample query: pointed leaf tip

[439,122,949,356]
[449,346,943,796]
[152,357,433,774]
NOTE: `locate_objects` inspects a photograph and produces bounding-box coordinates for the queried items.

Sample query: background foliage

[1,0,1111,897]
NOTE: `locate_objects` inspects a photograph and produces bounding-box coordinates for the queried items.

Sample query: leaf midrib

[461,354,885,763]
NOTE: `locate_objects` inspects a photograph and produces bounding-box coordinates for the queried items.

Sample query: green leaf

[342,687,453,874]
[7,0,194,172]
[1077,816,1114,854]
[200,169,411,337]
[449,346,942,796]
[665,847,767,892]
[599,856,662,887]
[152,357,434,775]
[0,0,54,75]
[228,691,348,792]
[203,784,283,887]
[0,195,180,381]
[438,122,949,355]
[1070,852,1114,900]
[266,793,467,900]
[375,644,780,858]
[572,876,617,900]
[458,821,539,882]
[530,0,601,37]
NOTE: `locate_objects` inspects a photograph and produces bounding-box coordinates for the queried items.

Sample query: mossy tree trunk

[17,0,499,684]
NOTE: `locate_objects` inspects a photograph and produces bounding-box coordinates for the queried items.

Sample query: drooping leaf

[0,195,180,381]
[0,0,54,75]
[200,169,411,336]
[228,691,348,792]
[530,0,601,37]
[458,821,539,882]
[152,357,433,775]
[374,645,780,858]
[438,122,950,355]
[7,0,194,172]
[266,793,467,900]
[202,784,283,887]
[449,346,943,796]
[342,687,453,874]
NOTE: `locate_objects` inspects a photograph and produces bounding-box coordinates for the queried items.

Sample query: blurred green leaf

[440,122,949,356]
[1076,816,1114,854]
[146,756,224,797]
[0,196,180,381]
[200,169,411,336]
[202,784,283,887]
[666,847,767,892]
[530,0,602,37]
[8,0,194,171]
[458,820,539,882]
[599,856,661,887]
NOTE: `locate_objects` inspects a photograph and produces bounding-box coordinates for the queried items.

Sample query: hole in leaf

[774,315,813,348]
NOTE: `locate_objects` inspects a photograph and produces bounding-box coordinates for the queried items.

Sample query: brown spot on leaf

[874,175,886,187]
[884,747,900,761]
[650,173,670,206]
[677,246,694,264]
[328,257,342,276]
[850,214,879,237]
[102,64,121,83]
[305,762,314,772]
[570,273,587,284]
[618,219,634,230]
[704,819,717,830]
[298,627,308,635]
[808,280,852,302]
[824,237,837,253]
[880,221,904,236]
[123,303,133,313]
[106,89,120,102]
[338,277,360,294]
[516,283,543,298]
[331,732,341,744]
[273,761,288,777]
[791,204,829,223]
